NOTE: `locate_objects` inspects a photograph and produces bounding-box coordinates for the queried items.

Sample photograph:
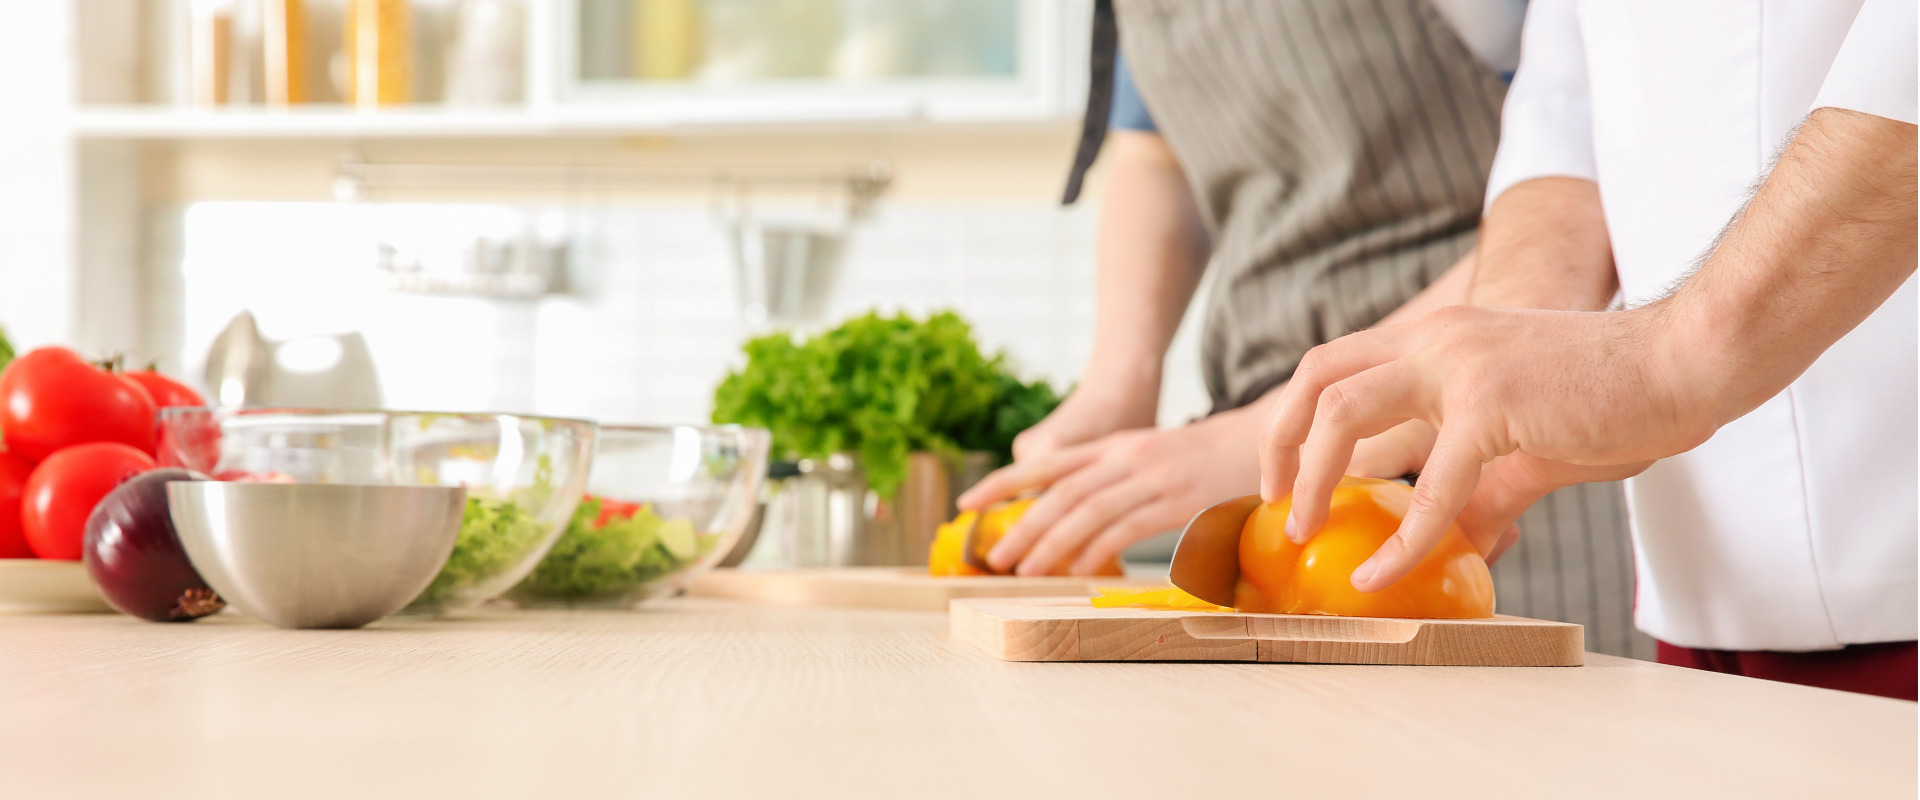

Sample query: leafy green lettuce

[411,495,549,608]
[710,310,1060,495]
[513,497,713,601]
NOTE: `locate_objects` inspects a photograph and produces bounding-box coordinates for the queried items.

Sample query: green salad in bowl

[411,495,554,608]
[507,425,768,609]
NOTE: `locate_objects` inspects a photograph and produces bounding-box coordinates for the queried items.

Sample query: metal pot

[726,451,997,568]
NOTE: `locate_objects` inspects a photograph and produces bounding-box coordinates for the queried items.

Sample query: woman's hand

[959,403,1263,576]
[1007,379,1160,463]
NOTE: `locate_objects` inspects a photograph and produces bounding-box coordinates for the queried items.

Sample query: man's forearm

[1381,247,1477,325]
[1654,107,1918,427]
[1083,132,1210,395]
[1470,177,1618,311]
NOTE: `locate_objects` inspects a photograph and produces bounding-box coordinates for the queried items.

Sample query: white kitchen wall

[174,199,1214,427]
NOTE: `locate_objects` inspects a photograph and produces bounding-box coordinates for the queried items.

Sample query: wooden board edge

[690,569,1163,612]
[954,598,1588,667]
[950,598,1078,661]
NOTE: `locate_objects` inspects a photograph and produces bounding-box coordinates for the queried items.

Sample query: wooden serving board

[686,567,1166,612]
[951,597,1585,666]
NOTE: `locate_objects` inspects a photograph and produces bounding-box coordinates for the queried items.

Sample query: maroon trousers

[1657,639,1918,701]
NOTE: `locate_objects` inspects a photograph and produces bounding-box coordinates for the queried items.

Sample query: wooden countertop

[0,599,1910,799]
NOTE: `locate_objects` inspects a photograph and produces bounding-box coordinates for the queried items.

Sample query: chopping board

[686,567,1166,612]
[0,560,113,614]
[951,597,1585,666]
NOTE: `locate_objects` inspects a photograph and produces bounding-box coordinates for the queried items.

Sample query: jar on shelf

[344,0,411,106]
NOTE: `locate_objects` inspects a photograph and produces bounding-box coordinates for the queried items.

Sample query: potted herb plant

[711,310,1060,567]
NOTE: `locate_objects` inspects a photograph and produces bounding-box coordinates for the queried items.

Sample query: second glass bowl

[506,424,769,609]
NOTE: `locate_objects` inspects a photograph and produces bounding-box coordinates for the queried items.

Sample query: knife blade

[1168,494,1263,608]
[960,504,1000,574]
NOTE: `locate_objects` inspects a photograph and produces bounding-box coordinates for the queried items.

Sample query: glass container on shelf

[345,0,412,105]
[571,0,1022,87]
[445,0,528,104]
[190,0,236,106]
[262,0,309,105]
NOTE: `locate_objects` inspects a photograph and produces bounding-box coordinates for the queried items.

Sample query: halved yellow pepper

[928,512,988,577]
[927,497,1122,576]
[1091,585,1232,612]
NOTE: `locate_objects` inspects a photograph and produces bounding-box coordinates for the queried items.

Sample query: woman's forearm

[1081,131,1211,398]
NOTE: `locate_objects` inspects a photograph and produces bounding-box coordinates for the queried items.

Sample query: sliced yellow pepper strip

[1090,586,1234,612]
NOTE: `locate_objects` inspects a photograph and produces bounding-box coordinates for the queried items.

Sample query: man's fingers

[1347,419,1437,479]
[1261,328,1416,502]
[1455,454,1562,555]
[1068,499,1182,575]
[1015,480,1158,577]
[1286,364,1427,543]
[957,443,1099,511]
[986,457,1127,572]
[1486,525,1522,564]
[1350,428,1486,592]
[1258,418,1300,505]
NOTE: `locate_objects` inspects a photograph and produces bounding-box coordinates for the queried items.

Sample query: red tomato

[0,453,34,558]
[124,370,206,410]
[0,348,159,461]
[21,443,155,561]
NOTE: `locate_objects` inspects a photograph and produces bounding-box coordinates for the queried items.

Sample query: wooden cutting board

[686,567,1166,612]
[951,597,1585,666]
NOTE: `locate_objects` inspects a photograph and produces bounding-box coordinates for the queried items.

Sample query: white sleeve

[1483,0,1596,212]
[1813,0,1918,125]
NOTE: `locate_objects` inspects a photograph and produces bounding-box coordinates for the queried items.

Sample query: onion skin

[83,469,225,622]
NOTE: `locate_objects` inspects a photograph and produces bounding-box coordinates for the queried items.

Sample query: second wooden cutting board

[687,567,1165,612]
[951,597,1585,666]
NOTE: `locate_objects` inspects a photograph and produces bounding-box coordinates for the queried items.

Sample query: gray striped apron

[1066,0,1652,659]
[1119,0,1504,411]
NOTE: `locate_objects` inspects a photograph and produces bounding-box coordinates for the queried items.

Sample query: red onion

[82,469,224,622]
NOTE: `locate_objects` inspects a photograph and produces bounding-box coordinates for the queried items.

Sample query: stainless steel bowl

[168,482,465,629]
[156,407,598,615]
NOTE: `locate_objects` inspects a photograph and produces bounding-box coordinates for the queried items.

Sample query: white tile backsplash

[174,199,1213,429]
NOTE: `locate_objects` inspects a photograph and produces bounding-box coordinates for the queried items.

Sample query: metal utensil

[1168,495,1263,607]
[960,504,997,573]
[753,451,996,568]
[199,310,385,408]
[168,482,466,629]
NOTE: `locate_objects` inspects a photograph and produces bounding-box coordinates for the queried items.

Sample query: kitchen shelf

[69,99,1077,140]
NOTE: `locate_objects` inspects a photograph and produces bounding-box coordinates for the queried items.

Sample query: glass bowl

[156,407,597,615]
[505,424,769,609]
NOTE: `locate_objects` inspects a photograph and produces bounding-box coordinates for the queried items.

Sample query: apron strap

[1060,0,1117,205]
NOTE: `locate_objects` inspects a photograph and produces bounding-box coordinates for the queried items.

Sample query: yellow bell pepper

[1236,477,1494,618]
[927,497,1122,576]
[1090,586,1233,612]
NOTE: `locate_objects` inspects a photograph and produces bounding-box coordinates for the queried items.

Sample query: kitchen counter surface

[0,599,1910,799]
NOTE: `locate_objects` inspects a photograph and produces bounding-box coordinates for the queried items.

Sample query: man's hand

[1262,107,1918,593]
[1261,304,1679,590]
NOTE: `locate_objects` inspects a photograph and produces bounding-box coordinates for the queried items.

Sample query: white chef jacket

[1486,0,1919,651]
